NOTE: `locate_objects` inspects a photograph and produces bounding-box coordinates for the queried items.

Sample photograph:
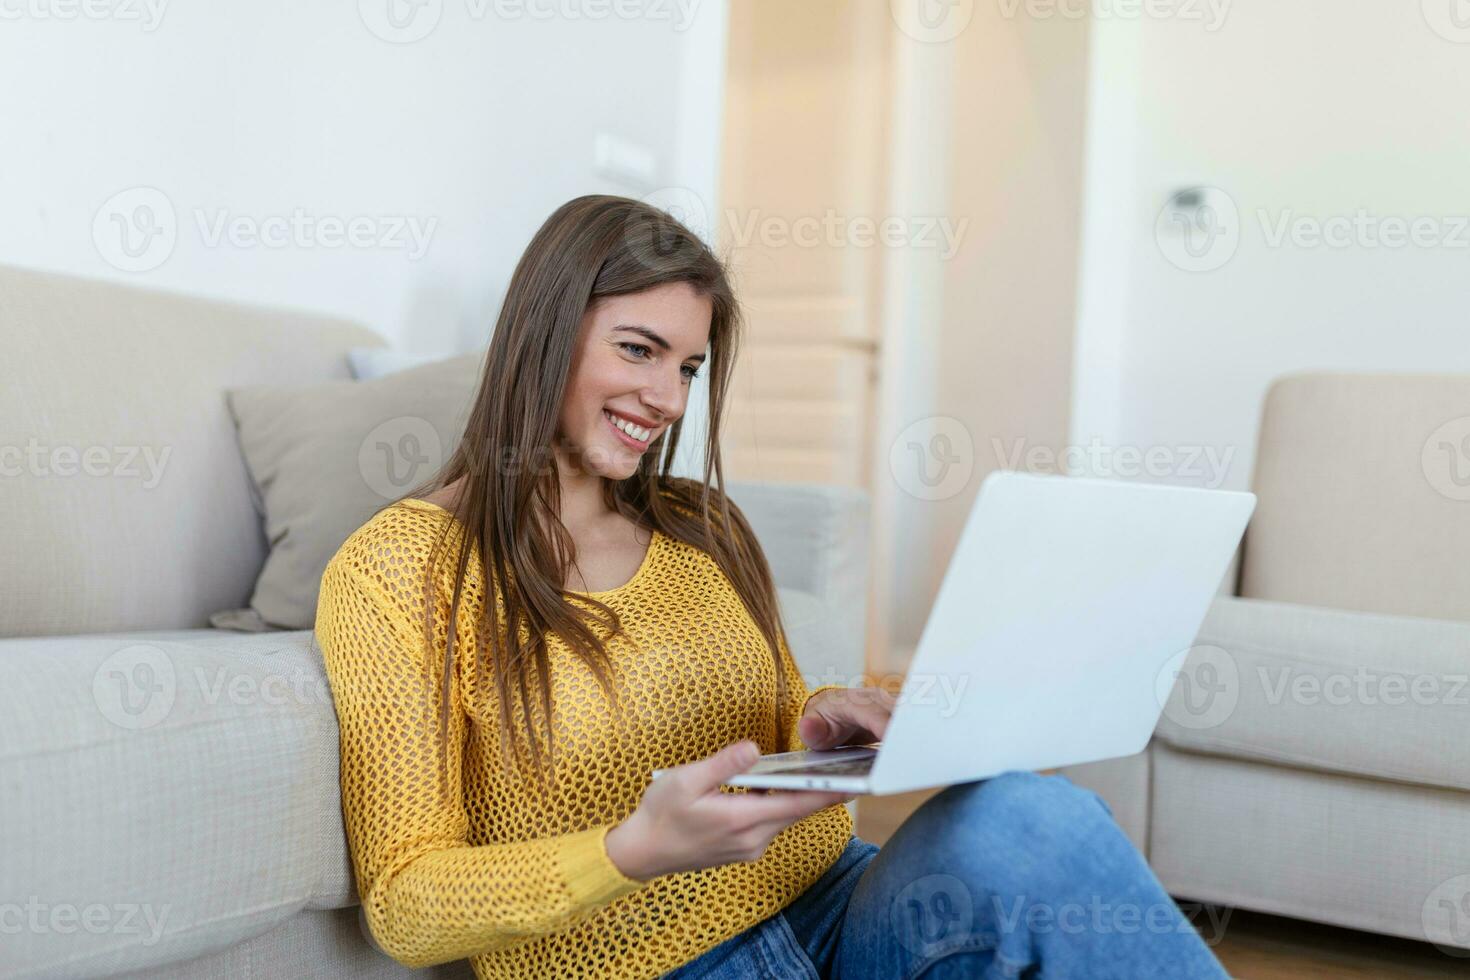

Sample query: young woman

[314,195,1229,979]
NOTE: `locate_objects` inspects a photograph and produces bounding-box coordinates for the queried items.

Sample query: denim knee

[906,773,1120,885]
[932,772,1109,833]
[842,776,1221,980]
[852,774,1123,974]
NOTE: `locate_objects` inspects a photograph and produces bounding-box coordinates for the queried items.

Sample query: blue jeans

[661,772,1229,979]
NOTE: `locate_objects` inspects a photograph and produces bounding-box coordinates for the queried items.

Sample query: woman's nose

[641,377,682,421]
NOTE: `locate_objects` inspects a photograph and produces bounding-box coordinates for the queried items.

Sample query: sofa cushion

[216,354,481,631]
[723,481,870,685]
[114,907,474,980]
[0,264,383,637]
[0,628,356,977]
[1157,596,1470,793]
[1242,372,1470,622]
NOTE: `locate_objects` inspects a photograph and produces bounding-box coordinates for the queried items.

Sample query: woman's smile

[603,408,655,450]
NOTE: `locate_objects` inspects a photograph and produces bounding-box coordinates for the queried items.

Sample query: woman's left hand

[796,686,897,751]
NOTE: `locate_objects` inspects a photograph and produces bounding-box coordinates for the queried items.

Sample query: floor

[854,789,1459,978]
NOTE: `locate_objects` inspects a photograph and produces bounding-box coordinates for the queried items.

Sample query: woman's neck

[431,465,622,538]
[553,458,617,538]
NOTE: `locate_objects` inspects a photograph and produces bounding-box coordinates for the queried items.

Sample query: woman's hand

[605,741,854,882]
[796,686,897,751]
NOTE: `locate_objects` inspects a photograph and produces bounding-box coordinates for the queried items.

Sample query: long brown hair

[401,194,792,802]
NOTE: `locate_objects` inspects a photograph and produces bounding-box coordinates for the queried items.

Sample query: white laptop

[658,470,1255,796]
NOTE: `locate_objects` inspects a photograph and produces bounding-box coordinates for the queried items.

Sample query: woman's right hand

[604,740,854,882]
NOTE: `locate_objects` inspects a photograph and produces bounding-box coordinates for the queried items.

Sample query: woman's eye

[622,342,699,382]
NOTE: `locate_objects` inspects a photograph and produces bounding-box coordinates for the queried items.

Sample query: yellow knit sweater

[314,497,852,979]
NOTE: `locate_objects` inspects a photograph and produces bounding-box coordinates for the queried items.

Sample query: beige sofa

[0,265,871,979]
[1065,373,1470,953]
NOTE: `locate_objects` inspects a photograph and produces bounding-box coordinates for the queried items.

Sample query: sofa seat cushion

[0,627,358,978]
[1156,596,1470,793]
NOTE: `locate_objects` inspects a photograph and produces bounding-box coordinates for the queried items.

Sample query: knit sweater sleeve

[314,540,647,969]
[776,625,848,754]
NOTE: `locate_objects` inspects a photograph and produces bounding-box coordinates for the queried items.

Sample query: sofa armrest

[1156,596,1470,792]
[726,480,870,688]
[725,481,868,598]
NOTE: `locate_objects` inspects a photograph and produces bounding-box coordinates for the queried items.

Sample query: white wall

[1072,2,1470,491]
[0,0,727,361]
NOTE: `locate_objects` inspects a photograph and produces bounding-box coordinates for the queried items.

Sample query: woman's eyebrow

[613,324,708,363]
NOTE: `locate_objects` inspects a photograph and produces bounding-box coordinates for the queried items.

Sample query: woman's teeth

[605,410,652,443]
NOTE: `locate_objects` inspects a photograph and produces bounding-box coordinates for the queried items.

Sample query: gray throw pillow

[212,353,482,631]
